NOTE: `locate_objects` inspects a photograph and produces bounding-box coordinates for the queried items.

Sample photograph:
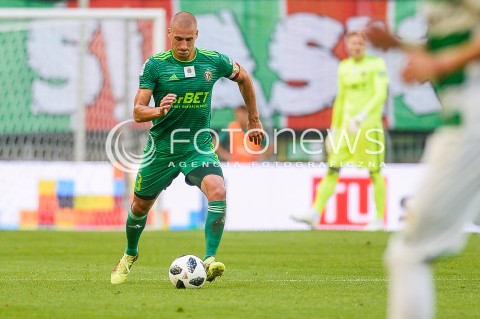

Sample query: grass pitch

[1,230,479,319]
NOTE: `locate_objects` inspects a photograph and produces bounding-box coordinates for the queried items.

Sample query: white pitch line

[0,278,384,282]
[0,277,476,283]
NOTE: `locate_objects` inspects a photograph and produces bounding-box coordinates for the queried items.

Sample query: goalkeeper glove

[348,112,367,135]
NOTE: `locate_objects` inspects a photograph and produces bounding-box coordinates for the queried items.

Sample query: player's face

[169,25,198,61]
[347,34,366,61]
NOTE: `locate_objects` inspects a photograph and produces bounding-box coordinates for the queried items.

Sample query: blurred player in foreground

[291,31,388,231]
[111,12,264,284]
[366,0,480,317]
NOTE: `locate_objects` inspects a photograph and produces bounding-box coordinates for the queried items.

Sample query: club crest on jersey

[184,66,196,78]
[204,70,212,82]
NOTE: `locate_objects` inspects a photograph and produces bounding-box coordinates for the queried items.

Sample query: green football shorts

[133,147,222,200]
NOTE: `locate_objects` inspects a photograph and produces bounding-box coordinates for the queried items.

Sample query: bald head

[170,12,197,31]
[168,12,198,61]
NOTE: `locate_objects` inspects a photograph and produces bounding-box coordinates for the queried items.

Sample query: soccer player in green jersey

[291,31,388,231]
[367,1,480,317]
[111,12,265,285]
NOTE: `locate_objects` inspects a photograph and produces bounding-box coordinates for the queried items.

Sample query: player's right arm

[133,57,175,123]
[133,90,175,123]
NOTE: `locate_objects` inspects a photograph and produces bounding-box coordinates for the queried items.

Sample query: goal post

[0,8,166,161]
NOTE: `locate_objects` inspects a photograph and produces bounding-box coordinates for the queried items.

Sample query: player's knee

[131,199,153,216]
[369,169,381,176]
[328,167,340,175]
[208,185,226,201]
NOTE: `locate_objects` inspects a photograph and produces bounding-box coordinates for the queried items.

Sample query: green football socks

[204,200,226,260]
[370,171,386,219]
[312,169,339,213]
[125,206,147,257]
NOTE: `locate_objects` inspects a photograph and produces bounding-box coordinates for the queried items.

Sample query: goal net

[0,8,166,230]
[0,8,165,161]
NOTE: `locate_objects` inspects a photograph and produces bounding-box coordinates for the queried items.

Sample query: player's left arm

[331,63,345,132]
[357,58,388,122]
[231,64,265,146]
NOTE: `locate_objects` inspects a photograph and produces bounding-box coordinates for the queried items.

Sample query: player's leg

[290,167,339,228]
[312,167,340,214]
[386,127,480,319]
[200,174,227,282]
[200,174,226,259]
[111,195,156,285]
[386,239,434,319]
[290,133,351,227]
[309,133,354,222]
[125,195,156,256]
[357,126,386,230]
[364,169,385,230]
[111,156,180,284]
[184,162,226,282]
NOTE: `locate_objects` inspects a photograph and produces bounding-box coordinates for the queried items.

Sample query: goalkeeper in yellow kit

[292,31,388,230]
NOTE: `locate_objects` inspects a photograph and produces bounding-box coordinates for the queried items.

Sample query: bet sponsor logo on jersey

[172,91,210,106]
